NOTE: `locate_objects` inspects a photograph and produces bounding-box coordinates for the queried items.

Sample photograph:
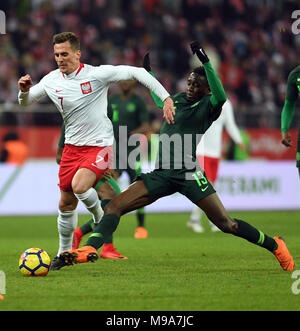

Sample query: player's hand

[190,41,209,64]
[18,74,33,92]
[281,131,292,147]
[102,169,115,181]
[143,53,152,72]
[238,143,247,152]
[163,97,175,124]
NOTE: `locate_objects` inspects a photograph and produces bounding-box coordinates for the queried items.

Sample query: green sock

[234,219,278,252]
[100,200,113,244]
[80,218,113,244]
[104,234,113,244]
[79,199,113,243]
[80,219,94,235]
[86,214,120,249]
[137,208,145,227]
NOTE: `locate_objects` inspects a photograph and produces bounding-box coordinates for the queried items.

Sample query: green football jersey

[286,66,300,102]
[147,61,226,171]
[156,92,221,170]
[107,94,148,139]
[285,66,300,166]
[281,66,300,133]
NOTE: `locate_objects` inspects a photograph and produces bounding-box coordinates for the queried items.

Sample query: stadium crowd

[0,0,299,127]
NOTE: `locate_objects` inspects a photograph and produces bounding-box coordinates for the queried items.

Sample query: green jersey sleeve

[281,100,296,132]
[281,68,299,132]
[286,69,299,102]
[203,61,227,110]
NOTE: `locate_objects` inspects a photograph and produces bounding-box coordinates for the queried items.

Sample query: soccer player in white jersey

[187,99,245,233]
[18,32,175,269]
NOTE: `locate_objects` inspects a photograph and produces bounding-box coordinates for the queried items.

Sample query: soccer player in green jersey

[281,65,300,177]
[108,81,150,238]
[50,123,127,270]
[59,42,294,271]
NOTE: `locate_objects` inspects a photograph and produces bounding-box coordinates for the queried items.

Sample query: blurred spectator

[0,132,28,165]
[0,0,300,129]
[226,129,251,161]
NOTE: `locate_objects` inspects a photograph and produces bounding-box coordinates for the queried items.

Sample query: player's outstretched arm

[190,41,227,110]
[98,64,176,124]
[96,64,174,117]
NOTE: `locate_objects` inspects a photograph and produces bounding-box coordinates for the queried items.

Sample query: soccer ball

[19,248,51,276]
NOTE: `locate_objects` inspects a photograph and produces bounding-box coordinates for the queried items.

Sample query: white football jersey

[18,64,170,146]
[196,99,242,158]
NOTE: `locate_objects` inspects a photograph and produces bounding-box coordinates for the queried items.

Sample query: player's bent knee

[72,183,90,195]
[71,169,96,194]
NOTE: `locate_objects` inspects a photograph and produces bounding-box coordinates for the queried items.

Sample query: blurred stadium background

[0,0,300,215]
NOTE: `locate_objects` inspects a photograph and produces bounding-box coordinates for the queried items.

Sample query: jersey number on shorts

[192,171,208,192]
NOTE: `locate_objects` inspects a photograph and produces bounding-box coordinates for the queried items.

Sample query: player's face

[54,41,81,74]
[186,73,209,102]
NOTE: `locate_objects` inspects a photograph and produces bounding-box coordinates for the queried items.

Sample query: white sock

[75,188,103,224]
[57,209,78,256]
[189,207,203,223]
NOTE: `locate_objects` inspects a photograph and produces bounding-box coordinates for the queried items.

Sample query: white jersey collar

[62,63,84,79]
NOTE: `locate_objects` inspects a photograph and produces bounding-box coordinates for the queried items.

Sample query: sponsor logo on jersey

[80,81,92,94]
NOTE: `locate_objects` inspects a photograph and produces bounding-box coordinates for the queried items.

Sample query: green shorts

[297,129,300,168]
[136,168,216,204]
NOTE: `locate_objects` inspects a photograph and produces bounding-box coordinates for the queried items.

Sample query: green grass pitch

[0,211,299,311]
